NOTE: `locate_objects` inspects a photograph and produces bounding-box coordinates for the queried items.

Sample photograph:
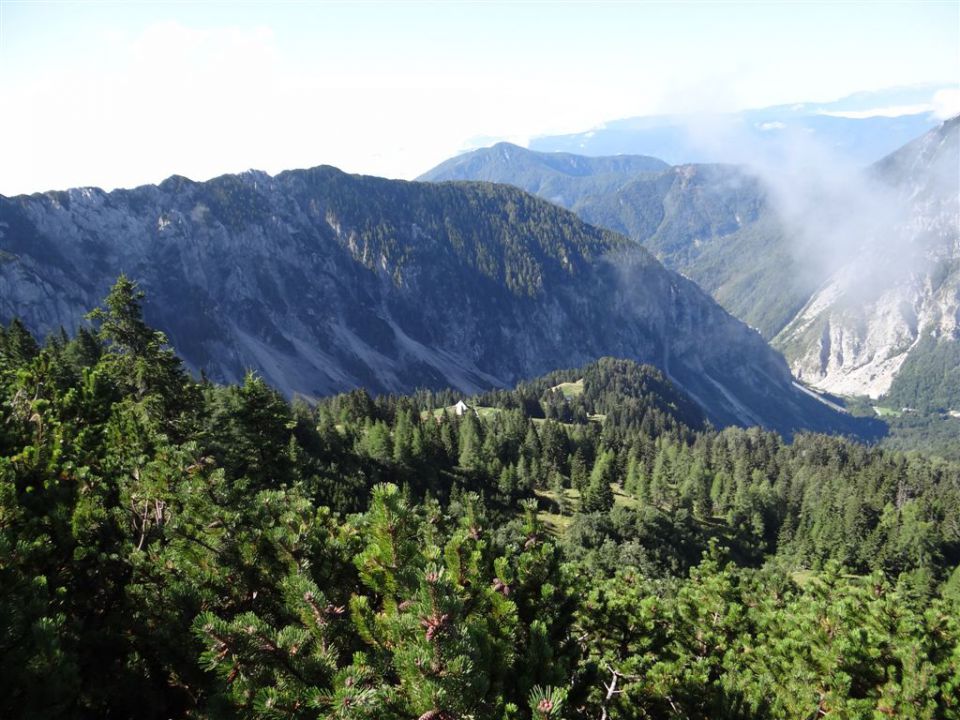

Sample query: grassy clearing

[535,483,637,535]
[612,483,639,509]
[535,488,579,536]
[531,413,605,427]
[537,508,575,536]
[872,406,902,418]
[550,379,584,399]
[424,404,503,421]
[422,394,603,429]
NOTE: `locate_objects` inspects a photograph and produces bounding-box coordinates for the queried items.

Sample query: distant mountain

[422,117,960,406]
[0,167,868,437]
[421,144,806,338]
[420,143,668,206]
[528,114,936,169]
[522,87,948,167]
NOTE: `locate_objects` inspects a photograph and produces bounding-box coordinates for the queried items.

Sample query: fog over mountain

[779,117,959,403]
[422,116,960,407]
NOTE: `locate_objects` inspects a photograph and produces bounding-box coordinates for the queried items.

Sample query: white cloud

[932,88,960,119]
[817,104,934,119]
[1,4,955,195]
[814,88,959,121]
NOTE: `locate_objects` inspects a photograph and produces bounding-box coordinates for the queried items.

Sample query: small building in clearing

[453,400,470,416]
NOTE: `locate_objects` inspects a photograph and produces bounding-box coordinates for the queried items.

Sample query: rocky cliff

[777,118,959,401]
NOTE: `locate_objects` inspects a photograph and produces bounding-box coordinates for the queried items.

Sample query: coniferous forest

[2,278,959,719]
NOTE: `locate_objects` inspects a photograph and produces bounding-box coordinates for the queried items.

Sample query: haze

[0,0,958,195]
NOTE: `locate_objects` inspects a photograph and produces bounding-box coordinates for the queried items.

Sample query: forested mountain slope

[0,166,864,436]
[420,145,813,338]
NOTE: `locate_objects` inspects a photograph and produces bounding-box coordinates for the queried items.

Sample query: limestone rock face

[0,166,866,436]
[777,118,959,400]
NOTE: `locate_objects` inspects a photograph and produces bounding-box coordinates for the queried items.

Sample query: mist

[680,109,958,317]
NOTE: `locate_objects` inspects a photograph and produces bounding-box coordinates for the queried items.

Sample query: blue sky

[1,1,957,194]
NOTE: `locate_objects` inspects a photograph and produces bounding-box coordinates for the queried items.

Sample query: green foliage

[577,555,960,719]
[883,334,960,413]
[1,280,958,719]
[881,413,960,462]
[582,450,616,513]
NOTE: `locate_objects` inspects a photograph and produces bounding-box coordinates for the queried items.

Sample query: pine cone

[418,710,453,720]
[419,612,450,641]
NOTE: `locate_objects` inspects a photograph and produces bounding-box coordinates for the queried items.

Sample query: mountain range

[422,117,960,411]
[0,166,867,437]
[519,86,949,166]
[421,146,792,335]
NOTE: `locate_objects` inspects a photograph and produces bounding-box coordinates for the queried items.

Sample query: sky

[0,1,958,195]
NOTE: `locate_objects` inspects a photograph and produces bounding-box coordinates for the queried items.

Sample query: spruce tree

[583,450,615,513]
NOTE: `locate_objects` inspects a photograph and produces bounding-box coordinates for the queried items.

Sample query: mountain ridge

[0,164,868,437]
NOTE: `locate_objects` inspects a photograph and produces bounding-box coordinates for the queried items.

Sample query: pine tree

[87,275,194,419]
[570,447,589,494]
[362,420,394,463]
[583,450,615,513]
[439,414,459,465]
[0,318,40,365]
[392,408,415,466]
[457,410,484,470]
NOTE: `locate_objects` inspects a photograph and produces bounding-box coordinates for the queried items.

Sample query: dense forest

[2,278,958,719]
